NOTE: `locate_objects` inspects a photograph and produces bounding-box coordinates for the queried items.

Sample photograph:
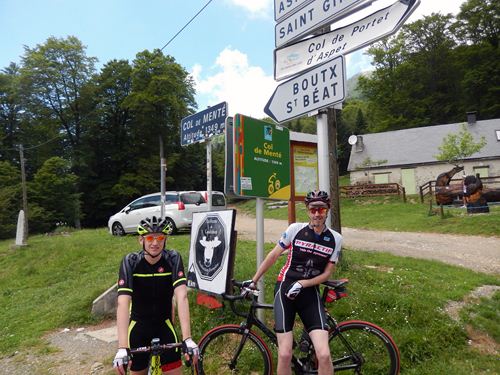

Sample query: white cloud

[225,0,271,17]
[345,49,373,78]
[192,47,277,119]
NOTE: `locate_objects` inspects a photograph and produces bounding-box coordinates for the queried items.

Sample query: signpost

[274,0,313,22]
[264,56,346,123]
[180,101,227,146]
[233,114,290,199]
[274,0,420,80]
[275,0,373,48]
[181,101,228,210]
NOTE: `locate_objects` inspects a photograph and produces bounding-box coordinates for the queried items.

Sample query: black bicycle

[197,279,400,374]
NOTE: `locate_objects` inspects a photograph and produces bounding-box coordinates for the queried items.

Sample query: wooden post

[328,107,341,233]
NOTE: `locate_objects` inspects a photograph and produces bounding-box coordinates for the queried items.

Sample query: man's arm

[116,294,131,348]
[252,243,287,283]
[174,284,192,340]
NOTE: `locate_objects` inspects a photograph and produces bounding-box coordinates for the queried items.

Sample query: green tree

[455,0,499,48]
[79,59,134,225]
[0,63,23,162]
[359,14,461,130]
[435,123,487,166]
[20,36,97,163]
[0,161,21,239]
[30,157,80,229]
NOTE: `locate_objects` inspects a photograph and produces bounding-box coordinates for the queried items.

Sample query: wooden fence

[340,183,406,202]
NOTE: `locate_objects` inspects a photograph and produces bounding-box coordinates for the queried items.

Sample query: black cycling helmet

[137,216,171,235]
[304,190,331,207]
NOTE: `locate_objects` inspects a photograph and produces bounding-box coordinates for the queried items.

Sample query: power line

[160,0,215,52]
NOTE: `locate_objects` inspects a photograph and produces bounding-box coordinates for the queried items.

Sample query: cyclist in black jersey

[244,191,342,375]
[112,216,198,375]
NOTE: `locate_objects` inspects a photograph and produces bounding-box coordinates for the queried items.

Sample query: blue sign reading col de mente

[180,101,228,146]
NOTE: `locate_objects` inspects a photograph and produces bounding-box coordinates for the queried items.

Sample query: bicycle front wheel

[198,324,273,375]
[329,320,400,374]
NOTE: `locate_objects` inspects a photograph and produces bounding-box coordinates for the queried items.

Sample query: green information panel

[233,114,290,199]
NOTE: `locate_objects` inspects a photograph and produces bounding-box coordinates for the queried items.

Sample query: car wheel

[164,217,177,235]
[112,222,126,236]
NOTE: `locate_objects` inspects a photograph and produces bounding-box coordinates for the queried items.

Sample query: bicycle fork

[228,325,253,371]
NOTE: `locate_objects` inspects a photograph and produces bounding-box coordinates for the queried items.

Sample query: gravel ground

[1,214,498,374]
[234,214,500,275]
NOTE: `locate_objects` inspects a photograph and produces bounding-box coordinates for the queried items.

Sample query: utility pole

[19,145,28,243]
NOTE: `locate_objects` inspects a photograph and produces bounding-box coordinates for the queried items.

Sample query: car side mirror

[125,207,131,214]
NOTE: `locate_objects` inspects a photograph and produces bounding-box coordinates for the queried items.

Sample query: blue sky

[0,0,466,118]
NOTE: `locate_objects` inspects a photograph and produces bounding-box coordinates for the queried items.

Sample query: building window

[473,166,489,178]
[373,173,390,184]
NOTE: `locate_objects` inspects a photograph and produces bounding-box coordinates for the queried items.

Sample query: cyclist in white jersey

[244,191,342,375]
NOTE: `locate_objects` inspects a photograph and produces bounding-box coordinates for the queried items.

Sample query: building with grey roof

[347,116,500,194]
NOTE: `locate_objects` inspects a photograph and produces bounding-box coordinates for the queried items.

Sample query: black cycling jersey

[277,223,342,282]
[273,223,342,333]
[117,249,186,321]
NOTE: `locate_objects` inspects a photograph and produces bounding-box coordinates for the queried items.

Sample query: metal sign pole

[256,197,265,320]
[317,111,332,227]
[207,139,212,211]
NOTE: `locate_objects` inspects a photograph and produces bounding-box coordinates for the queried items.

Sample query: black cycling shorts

[128,318,181,371]
[273,281,330,333]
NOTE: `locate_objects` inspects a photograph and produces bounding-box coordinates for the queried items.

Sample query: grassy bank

[0,229,498,374]
[234,195,500,237]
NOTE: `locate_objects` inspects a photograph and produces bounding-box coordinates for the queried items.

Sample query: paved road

[234,214,500,275]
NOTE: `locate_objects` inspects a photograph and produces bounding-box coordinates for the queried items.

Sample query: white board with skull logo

[187,209,236,295]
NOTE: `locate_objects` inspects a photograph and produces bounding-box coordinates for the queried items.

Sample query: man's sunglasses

[144,234,166,242]
[308,207,328,215]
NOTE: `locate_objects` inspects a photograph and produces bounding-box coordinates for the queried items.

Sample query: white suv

[108,191,226,236]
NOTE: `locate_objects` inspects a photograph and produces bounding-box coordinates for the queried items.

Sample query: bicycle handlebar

[129,342,183,354]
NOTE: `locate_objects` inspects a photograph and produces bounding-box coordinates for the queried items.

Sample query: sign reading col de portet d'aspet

[233,114,290,200]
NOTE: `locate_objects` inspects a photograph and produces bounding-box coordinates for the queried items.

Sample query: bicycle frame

[223,284,323,374]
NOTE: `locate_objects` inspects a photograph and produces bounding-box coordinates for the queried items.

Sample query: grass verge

[0,228,498,374]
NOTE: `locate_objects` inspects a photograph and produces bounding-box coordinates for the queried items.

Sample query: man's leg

[277,331,294,375]
[309,329,333,375]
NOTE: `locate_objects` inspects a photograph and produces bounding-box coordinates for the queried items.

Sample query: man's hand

[113,348,131,375]
[285,281,303,300]
[182,337,199,365]
[241,279,257,298]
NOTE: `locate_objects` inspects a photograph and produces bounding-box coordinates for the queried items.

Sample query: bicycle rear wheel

[198,324,273,375]
[329,320,400,374]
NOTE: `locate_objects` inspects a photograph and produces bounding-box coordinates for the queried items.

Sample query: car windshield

[181,192,206,205]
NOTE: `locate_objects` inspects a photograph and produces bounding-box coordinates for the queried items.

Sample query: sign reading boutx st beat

[265,56,345,123]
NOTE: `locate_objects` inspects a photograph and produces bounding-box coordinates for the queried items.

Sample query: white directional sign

[275,0,373,48]
[275,0,314,22]
[264,56,345,123]
[275,0,420,80]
